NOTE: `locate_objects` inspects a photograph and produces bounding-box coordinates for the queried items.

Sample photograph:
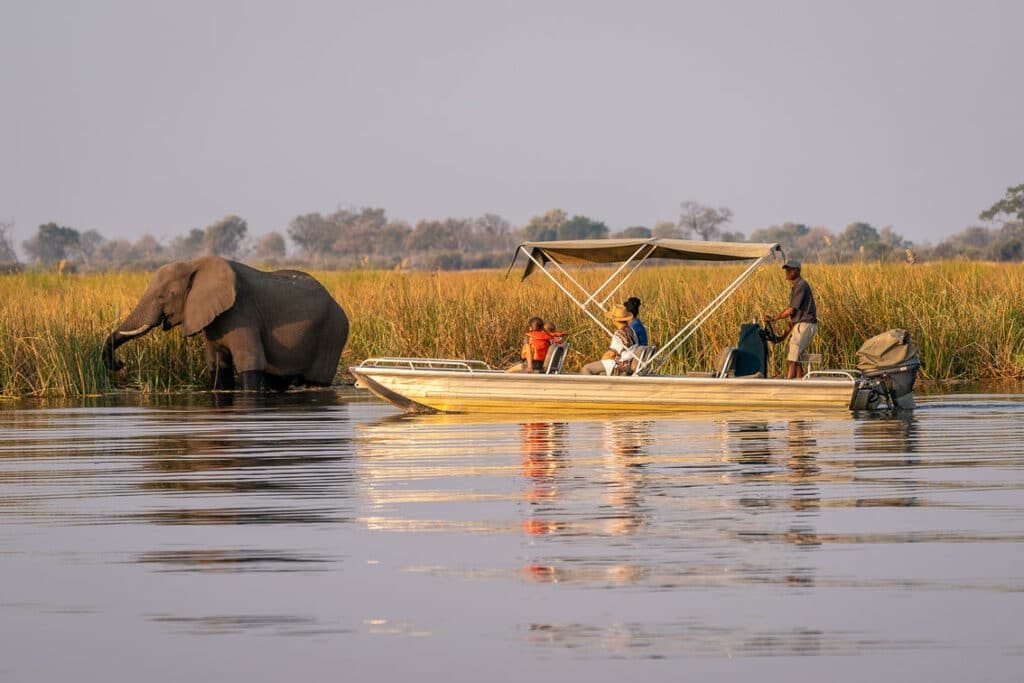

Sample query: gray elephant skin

[103,256,349,392]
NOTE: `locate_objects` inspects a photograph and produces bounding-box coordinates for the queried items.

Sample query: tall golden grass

[1,261,1022,396]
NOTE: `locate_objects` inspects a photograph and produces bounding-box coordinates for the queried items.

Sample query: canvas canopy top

[513,238,781,279]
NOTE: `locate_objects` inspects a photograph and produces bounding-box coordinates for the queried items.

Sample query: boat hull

[350,366,859,414]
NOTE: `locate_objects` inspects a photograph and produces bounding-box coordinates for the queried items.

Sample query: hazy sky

[1,1,1021,249]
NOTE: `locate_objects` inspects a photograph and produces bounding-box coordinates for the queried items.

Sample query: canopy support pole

[597,244,658,306]
[521,248,614,335]
[639,254,772,374]
[540,244,649,308]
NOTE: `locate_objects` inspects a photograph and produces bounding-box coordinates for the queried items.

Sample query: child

[506,317,551,373]
[543,320,568,346]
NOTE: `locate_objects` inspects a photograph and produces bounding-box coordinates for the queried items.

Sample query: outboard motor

[854,329,920,410]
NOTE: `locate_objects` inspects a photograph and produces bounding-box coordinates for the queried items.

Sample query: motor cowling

[855,330,921,409]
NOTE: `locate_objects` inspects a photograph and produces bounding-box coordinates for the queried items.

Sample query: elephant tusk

[120,324,151,336]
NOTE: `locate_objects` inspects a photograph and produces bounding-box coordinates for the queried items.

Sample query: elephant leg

[238,371,265,392]
[221,328,266,391]
[264,374,293,393]
[304,315,347,386]
[213,369,236,391]
[206,345,236,391]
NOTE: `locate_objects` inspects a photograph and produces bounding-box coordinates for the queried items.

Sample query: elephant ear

[182,257,237,336]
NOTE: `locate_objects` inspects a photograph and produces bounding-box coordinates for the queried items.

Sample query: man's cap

[782,259,801,270]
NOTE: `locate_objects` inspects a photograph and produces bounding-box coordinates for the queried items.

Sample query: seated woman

[624,296,648,346]
[506,316,551,373]
[583,304,639,375]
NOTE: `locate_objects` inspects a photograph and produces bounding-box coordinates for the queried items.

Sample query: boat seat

[686,346,737,378]
[544,342,569,374]
[631,345,658,375]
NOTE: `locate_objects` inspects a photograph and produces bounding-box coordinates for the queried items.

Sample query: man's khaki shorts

[788,322,818,363]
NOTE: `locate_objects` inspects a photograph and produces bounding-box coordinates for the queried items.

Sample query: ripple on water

[1,388,1023,676]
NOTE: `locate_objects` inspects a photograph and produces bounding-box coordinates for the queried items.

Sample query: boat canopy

[513,238,781,280]
[508,238,783,375]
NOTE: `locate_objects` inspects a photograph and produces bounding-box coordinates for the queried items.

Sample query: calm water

[1,388,1023,681]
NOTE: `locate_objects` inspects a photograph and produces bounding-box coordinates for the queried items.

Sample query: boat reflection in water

[519,422,568,535]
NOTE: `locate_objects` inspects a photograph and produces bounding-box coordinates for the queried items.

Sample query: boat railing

[803,369,861,381]
[358,357,493,372]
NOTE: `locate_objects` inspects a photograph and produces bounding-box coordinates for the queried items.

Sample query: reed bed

[1,261,1022,397]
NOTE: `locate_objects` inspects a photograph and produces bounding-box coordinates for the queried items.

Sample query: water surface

[1,388,1023,681]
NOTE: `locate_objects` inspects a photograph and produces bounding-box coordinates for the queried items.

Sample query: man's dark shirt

[788,277,817,324]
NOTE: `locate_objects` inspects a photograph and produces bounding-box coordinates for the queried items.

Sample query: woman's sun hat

[604,304,633,322]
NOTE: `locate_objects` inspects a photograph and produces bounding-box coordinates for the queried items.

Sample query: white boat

[351,238,919,414]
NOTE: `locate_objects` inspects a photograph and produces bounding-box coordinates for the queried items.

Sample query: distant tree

[378,221,412,254]
[837,222,881,255]
[929,225,998,261]
[472,213,514,251]
[253,232,287,261]
[558,214,608,240]
[799,226,835,262]
[131,234,165,262]
[288,213,338,260]
[78,229,105,268]
[331,207,388,256]
[23,222,80,264]
[203,215,247,258]
[678,201,732,241]
[0,221,17,262]
[520,209,567,242]
[980,183,1024,223]
[989,238,1024,261]
[97,239,134,264]
[169,228,205,260]
[940,226,995,259]
[652,220,683,239]
[615,226,652,238]
[405,219,471,253]
[719,230,746,242]
[750,223,811,250]
[878,226,908,249]
[750,222,842,262]
[424,250,463,270]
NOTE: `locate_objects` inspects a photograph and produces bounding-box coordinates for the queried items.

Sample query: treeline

[1,184,1021,271]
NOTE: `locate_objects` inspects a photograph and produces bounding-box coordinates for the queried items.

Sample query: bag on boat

[856,329,919,372]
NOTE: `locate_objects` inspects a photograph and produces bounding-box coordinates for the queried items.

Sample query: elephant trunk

[103,302,162,372]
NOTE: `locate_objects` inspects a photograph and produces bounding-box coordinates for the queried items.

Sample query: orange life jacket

[547,331,568,345]
[521,330,552,361]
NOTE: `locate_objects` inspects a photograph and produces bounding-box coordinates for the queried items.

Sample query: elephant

[103,256,349,392]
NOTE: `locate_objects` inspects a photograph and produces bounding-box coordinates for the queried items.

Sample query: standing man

[765,260,818,379]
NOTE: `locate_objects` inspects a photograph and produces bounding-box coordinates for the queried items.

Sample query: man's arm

[766,307,794,323]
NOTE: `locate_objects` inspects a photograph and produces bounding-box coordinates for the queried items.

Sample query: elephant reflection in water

[129,394,351,526]
[103,256,349,392]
